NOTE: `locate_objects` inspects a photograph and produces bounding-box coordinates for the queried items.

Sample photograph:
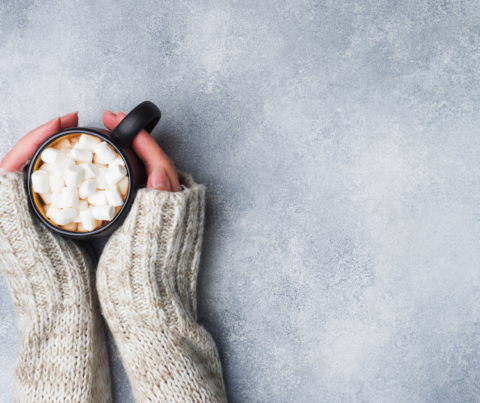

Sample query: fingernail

[46,116,61,124]
[151,168,168,190]
[63,111,78,117]
[104,109,115,116]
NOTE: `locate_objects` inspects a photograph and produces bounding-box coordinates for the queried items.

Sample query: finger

[102,110,117,131]
[0,111,79,172]
[115,112,181,192]
[0,117,62,172]
[147,167,171,191]
[132,132,179,191]
[60,111,79,130]
[23,111,77,148]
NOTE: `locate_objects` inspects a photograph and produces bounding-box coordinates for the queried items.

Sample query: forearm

[97,171,227,403]
[0,171,111,403]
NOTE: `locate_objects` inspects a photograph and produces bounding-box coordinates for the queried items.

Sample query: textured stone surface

[1,0,480,402]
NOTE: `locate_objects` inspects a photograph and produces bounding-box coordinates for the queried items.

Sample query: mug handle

[110,101,161,148]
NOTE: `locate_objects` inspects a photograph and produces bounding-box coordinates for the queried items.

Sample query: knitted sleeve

[96,171,228,403]
[0,170,111,403]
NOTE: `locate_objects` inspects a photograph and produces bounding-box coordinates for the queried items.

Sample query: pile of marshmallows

[31,134,128,232]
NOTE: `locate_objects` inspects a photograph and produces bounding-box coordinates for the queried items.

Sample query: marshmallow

[61,187,79,207]
[117,176,129,195]
[106,186,124,207]
[39,192,52,204]
[61,147,72,155]
[80,209,97,231]
[65,165,84,188]
[49,175,65,193]
[105,164,127,186]
[108,157,125,169]
[32,170,50,193]
[70,148,93,163]
[73,201,89,223]
[77,222,89,232]
[94,142,116,164]
[51,192,63,208]
[92,205,115,221]
[95,166,109,190]
[45,205,61,220]
[53,138,72,150]
[93,153,107,164]
[78,134,101,151]
[88,190,107,205]
[61,222,77,231]
[79,162,98,179]
[39,163,55,173]
[73,142,82,149]
[54,208,77,226]
[52,157,75,177]
[41,148,66,165]
[79,178,97,199]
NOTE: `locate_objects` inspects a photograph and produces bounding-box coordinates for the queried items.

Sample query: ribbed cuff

[130,171,205,326]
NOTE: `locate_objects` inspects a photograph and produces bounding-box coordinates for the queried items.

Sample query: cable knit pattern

[0,172,112,403]
[97,171,228,403]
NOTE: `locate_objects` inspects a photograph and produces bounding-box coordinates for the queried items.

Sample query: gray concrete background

[1,0,480,402]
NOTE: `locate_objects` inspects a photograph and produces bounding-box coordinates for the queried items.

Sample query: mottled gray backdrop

[1,0,480,402]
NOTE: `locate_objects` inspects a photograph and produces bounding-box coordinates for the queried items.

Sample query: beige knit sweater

[0,170,227,403]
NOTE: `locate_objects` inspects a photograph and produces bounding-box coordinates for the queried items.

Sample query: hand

[103,110,181,192]
[0,112,79,172]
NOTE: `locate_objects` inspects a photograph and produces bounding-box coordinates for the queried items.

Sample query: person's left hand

[0,112,79,172]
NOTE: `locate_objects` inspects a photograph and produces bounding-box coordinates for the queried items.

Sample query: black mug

[27,101,161,240]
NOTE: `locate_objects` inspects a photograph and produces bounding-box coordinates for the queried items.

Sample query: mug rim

[27,127,134,239]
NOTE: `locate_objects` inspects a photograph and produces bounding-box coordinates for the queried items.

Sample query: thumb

[148,167,171,191]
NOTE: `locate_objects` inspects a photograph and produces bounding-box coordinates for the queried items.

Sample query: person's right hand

[102,110,181,192]
[0,112,78,172]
